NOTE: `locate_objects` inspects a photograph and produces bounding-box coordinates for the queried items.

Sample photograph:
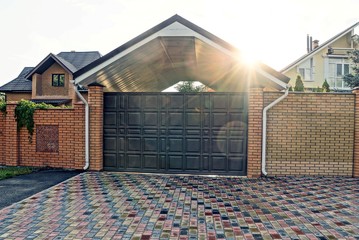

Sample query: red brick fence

[0,86,359,178]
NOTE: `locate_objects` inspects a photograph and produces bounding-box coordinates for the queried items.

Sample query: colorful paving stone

[0,173,359,239]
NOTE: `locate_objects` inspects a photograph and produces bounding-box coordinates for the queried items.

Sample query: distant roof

[0,51,101,92]
[26,51,101,80]
[281,21,359,73]
[0,67,33,92]
[57,51,102,71]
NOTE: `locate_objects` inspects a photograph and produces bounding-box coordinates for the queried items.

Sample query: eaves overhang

[25,53,75,80]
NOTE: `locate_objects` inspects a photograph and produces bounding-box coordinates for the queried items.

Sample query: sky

[0,0,358,86]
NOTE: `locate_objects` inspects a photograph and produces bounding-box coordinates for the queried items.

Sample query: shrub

[294,75,304,91]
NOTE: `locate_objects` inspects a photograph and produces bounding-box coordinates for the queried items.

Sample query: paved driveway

[0,169,80,209]
[0,173,358,240]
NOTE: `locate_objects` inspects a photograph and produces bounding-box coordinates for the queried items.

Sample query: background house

[282,22,359,91]
[0,51,101,105]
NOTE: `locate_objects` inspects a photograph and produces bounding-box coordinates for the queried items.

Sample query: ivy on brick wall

[14,100,55,142]
[0,101,6,116]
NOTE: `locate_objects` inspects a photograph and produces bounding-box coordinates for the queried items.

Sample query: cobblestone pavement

[0,172,358,240]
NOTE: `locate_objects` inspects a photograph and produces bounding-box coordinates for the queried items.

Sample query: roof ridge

[56,55,78,71]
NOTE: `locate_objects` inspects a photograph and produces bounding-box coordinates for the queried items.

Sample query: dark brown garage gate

[103,93,248,175]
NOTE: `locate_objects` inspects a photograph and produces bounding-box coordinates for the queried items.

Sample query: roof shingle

[0,51,101,92]
[57,51,102,71]
[0,67,33,92]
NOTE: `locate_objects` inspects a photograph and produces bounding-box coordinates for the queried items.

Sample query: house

[0,14,294,178]
[281,22,359,91]
[0,15,289,102]
[0,51,101,104]
[1,15,359,178]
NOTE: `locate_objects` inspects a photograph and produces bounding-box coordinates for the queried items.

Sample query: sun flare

[239,49,261,66]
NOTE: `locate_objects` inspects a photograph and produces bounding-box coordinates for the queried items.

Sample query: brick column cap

[88,82,105,87]
[6,101,18,105]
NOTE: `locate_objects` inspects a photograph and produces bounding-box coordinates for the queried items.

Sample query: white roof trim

[75,22,238,84]
[75,21,286,89]
[257,68,288,89]
[282,23,359,73]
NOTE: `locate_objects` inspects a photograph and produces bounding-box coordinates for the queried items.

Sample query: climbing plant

[14,100,55,142]
[0,101,6,116]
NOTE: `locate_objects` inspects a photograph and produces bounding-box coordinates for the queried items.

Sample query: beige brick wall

[247,88,263,178]
[0,115,4,165]
[264,92,354,176]
[353,90,359,177]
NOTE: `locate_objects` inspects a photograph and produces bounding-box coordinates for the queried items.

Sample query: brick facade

[1,102,86,169]
[36,63,71,97]
[247,88,263,178]
[264,92,355,176]
[0,114,5,165]
[1,88,359,178]
[5,93,32,102]
[4,103,19,166]
[353,90,359,177]
[88,84,104,171]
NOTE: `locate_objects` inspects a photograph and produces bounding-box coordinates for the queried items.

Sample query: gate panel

[103,92,248,175]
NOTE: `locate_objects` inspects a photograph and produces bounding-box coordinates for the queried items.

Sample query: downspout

[261,85,290,176]
[71,80,90,170]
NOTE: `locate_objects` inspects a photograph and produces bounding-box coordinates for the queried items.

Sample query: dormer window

[52,74,65,87]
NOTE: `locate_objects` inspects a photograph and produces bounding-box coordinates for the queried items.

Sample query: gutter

[71,80,90,170]
[261,85,290,176]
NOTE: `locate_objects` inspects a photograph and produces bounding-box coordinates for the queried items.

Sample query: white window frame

[326,56,351,89]
[298,58,314,81]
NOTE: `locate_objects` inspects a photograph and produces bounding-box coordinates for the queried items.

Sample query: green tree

[0,93,4,102]
[343,49,359,88]
[294,75,304,91]
[175,81,205,92]
[322,79,330,92]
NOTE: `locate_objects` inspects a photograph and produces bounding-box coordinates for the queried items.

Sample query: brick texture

[4,103,19,166]
[264,92,354,176]
[0,114,5,165]
[247,88,263,178]
[88,85,104,171]
[2,102,85,169]
[353,90,359,177]
[5,93,32,102]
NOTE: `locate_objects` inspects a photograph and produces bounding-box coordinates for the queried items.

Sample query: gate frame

[89,85,264,177]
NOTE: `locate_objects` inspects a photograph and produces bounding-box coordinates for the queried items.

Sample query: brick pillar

[247,88,263,178]
[4,103,19,166]
[353,89,359,177]
[88,83,104,171]
[73,102,86,169]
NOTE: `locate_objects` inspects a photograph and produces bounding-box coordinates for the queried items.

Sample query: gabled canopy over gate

[74,15,289,176]
[74,15,289,92]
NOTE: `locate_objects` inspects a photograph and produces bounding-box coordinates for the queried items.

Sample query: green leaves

[294,75,304,92]
[322,79,330,92]
[0,101,6,116]
[174,81,206,92]
[344,49,359,88]
[14,100,54,142]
